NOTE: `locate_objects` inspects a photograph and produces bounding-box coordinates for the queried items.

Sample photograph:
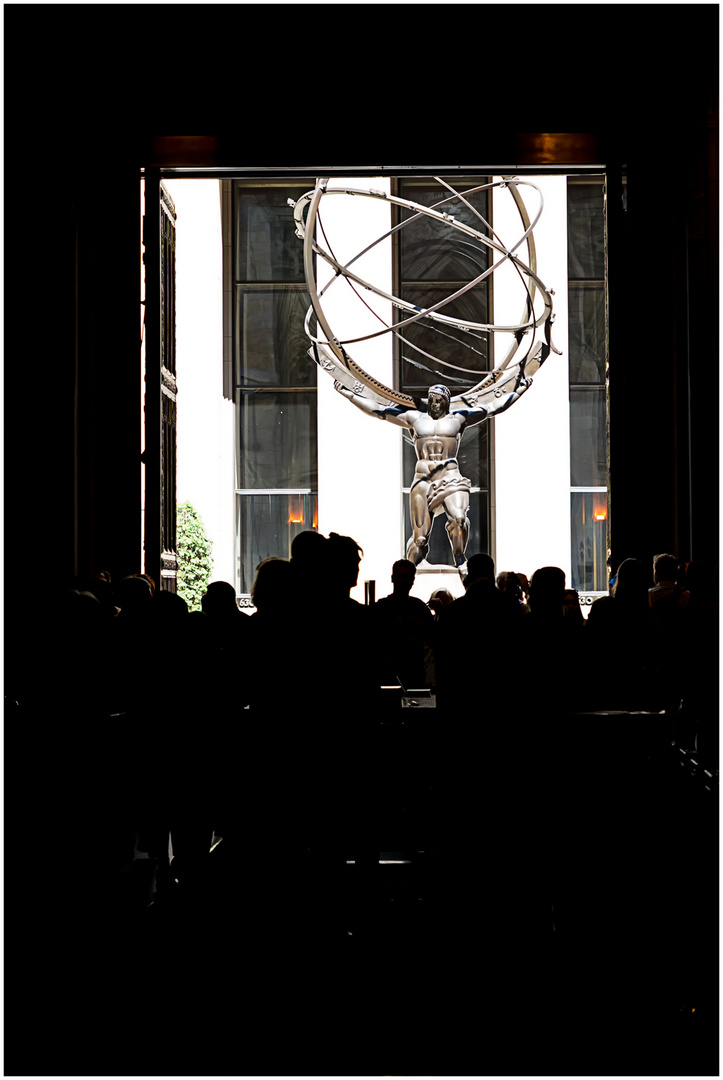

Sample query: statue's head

[427,384,451,418]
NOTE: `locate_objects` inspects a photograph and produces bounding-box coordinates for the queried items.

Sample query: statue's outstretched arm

[452,403,489,428]
[334,381,415,427]
[456,370,536,425]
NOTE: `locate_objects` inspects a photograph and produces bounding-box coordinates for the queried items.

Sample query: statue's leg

[407,483,432,565]
[406,534,429,565]
[444,492,470,568]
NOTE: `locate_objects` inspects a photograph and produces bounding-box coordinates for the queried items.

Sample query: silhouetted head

[80,574,120,617]
[202,580,239,618]
[153,590,189,621]
[427,384,451,419]
[114,574,153,616]
[496,571,522,600]
[291,530,329,568]
[138,574,156,596]
[464,553,495,588]
[59,589,103,630]
[290,530,332,597]
[251,558,293,613]
[391,559,416,596]
[652,553,678,585]
[528,566,566,615]
[328,532,364,594]
[428,597,445,619]
[429,588,454,608]
[563,588,584,623]
[612,558,650,606]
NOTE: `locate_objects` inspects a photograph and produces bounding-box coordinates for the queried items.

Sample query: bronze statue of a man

[334,381,488,569]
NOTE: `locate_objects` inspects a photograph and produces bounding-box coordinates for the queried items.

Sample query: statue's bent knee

[406,535,429,564]
[446,516,468,534]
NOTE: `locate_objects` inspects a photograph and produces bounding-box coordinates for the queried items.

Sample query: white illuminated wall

[315,179,405,603]
[492,176,571,586]
[163,179,236,587]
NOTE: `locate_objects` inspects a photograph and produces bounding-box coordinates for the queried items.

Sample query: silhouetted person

[323,532,382,709]
[200,558,297,891]
[237,532,381,903]
[250,558,294,618]
[201,580,251,671]
[282,531,384,913]
[497,570,527,617]
[428,596,447,620]
[585,557,660,710]
[427,588,455,623]
[202,579,240,617]
[643,554,690,716]
[244,558,295,712]
[20,586,145,928]
[324,532,382,911]
[44,587,109,717]
[106,574,155,716]
[79,572,120,621]
[247,531,340,725]
[374,559,436,690]
[648,554,687,611]
[563,588,585,628]
[462,552,496,589]
[435,553,515,715]
[327,532,363,598]
[290,529,333,602]
[283,531,337,705]
[114,573,154,615]
[512,566,587,718]
[516,572,531,608]
[675,560,719,759]
[527,564,566,613]
[144,588,222,898]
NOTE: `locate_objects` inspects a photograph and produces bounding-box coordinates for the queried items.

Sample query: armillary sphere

[290,175,560,414]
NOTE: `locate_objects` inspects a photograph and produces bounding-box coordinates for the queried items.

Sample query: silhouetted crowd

[6,535,718,915]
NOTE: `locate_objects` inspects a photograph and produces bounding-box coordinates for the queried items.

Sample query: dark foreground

[6,709,718,1077]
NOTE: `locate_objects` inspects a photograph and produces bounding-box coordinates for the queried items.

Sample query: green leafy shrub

[176,501,213,612]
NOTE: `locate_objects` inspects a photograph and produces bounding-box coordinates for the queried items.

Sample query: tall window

[394,177,492,565]
[233,181,318,595]
[567,177,609,593]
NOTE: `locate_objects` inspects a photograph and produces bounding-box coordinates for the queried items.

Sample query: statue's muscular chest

[413,414,461,459]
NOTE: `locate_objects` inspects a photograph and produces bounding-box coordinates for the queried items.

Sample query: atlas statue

[334,381,488,568]
[290,175,560,574]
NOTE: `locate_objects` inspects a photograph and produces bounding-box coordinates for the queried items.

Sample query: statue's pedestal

[410,562,466,604]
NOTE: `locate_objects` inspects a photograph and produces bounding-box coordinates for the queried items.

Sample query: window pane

[567,181,605,280]
[570,491,608,592]
[458,424,489,490]
[398,181,490,282]
[235,287,316,388]
[236,391,317,490]
[403,490,488,569]
[398,284,489,396]
[569,284,606,384]
[234,185,308,283]
[236,493,318,594]
[570,389,607,487]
